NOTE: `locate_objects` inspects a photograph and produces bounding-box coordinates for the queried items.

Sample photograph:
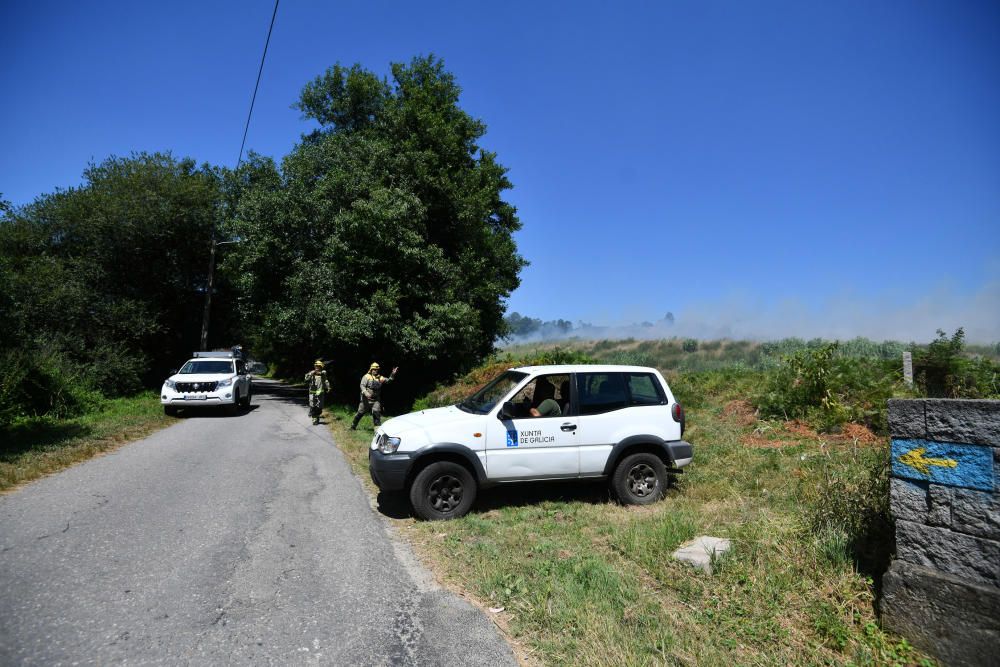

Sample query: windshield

[179,360,234,375]
[458,370,527,414]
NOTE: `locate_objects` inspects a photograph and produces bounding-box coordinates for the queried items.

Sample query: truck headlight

[164,379,176,390]
[217,377,233,388]
[379,436,401,454]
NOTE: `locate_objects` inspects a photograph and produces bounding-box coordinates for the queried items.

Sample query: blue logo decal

[506,429,518,447]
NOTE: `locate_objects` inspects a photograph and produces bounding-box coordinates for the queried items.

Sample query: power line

[237,0,280,169]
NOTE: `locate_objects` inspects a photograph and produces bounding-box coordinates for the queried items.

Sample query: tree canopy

[224,55,526,396]
[0,153,231,420]
[1,56,526,421]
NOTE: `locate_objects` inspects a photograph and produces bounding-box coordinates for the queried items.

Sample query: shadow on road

[251,379,308,408]
[0,421,92,460]
[172,404,261,419]
[374,479,615,520]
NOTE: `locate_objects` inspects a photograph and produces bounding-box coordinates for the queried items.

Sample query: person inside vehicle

[529,378,561,417]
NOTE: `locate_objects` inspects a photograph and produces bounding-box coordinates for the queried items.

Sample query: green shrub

[803,445,893,578]
[603,350,655,367]
[913,328,1000,398]
[0,346,103,426]
[755,343,904,432]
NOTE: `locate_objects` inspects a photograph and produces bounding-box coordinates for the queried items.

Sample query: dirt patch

[741,435,799,449]
[749,420,882,448]
[840,422,880,445]
[722,400,757,426]
[784,420,818,438]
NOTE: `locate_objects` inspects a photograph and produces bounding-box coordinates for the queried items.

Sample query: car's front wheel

[164,405,178,417]
[409,461,477,521]
[612,453,667,505]
[239,385,251,409]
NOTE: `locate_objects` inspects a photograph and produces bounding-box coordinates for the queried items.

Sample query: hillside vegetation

[332,330,997,665]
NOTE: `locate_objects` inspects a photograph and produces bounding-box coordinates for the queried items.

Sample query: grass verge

[327,401,935,666]
[0,391,172,493]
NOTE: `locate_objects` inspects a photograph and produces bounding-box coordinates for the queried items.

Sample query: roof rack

[193,348,243,359]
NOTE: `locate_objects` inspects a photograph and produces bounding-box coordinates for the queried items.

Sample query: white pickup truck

[160,350,252,416]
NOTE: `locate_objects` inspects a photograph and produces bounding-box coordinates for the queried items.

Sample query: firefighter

[350,362,398,430]
[305,360,331,425]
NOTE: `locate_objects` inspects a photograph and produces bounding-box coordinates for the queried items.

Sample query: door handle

[560,423,577,432]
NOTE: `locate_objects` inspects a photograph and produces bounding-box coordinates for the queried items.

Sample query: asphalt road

[0,380,516,666]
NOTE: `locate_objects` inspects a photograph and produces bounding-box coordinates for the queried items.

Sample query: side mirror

[169,369,178,376]
[499,401,515,420]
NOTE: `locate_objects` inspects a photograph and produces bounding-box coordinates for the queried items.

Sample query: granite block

[924,399,1000,446]
[887,399,925,439]
[952,488,1000,541]
[882,560,1000,666]
[895,519,1000,586]
[890,478,930,525]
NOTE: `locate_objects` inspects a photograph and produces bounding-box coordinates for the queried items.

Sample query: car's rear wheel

[612,453,667,505]
[409,461,477,521]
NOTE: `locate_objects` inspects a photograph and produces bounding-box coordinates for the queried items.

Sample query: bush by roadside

[0,392,171,492]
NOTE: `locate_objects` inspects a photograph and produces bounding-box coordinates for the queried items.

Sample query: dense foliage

[0,154,233,423]
[1,57,525,424]
[224,56,525,398]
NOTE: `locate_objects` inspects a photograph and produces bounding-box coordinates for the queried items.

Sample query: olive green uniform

[305,370,331,422]
[351,370,396,428]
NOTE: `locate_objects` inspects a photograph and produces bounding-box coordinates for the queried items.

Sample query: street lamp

[199,238,241,350]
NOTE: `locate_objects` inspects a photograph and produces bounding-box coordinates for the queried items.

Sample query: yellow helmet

[314,360,324,368]
[369,362,380,371]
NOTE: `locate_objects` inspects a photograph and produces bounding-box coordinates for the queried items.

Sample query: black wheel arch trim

[410,443,488,483]
[601,436,694,476]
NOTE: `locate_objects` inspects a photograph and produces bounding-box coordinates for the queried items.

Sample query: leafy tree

[0,153,227,420]
[224,56,525,399]
[504,312,543,337]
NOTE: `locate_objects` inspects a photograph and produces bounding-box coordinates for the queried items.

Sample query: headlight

[164,379,176,390]
[378,436,401,454]
[217,377,233,388]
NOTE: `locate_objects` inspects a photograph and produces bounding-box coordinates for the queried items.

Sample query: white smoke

[505,281,1000,344]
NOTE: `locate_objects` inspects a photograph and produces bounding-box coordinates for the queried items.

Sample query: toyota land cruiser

[161,350,252,415]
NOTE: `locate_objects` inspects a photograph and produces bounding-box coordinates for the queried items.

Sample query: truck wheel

[229,390,240,415]
[164,405,178,417]
[239,387,251,409]
[612,453,667,505]
[409,461,477,521]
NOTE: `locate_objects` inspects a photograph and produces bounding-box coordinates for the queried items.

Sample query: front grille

[176,382,218,393]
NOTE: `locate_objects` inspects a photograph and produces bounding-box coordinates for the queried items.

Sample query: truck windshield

[179,361,234,375]
[458,371,527,415]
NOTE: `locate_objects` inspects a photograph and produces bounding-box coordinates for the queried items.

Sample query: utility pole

[199,239,239,350]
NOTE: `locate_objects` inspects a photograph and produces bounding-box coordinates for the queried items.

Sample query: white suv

[369,365,692,520]
[161,350,252,416]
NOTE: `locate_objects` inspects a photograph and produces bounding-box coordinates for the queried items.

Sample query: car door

[574,371,631,476]
[485,373,579,480]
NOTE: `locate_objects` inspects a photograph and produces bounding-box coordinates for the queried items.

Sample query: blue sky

[2,1,998,341]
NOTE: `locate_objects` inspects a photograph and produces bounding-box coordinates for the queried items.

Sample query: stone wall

[882,399,1000,665]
